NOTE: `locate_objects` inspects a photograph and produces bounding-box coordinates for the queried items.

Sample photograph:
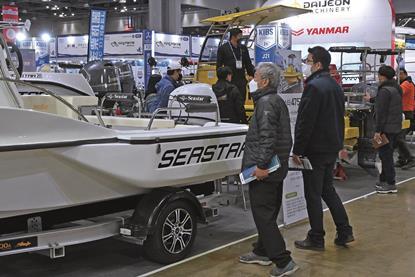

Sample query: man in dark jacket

[394,68,415,170]
[239,63,298,277]
[374,65,403,193]
[216,28,255,103]
[212,66,248,124]
[293,46,353,251]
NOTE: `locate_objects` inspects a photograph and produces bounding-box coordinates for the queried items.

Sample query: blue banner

[87,9,107,62]
[255,26,277,64]
[143,29,153,90]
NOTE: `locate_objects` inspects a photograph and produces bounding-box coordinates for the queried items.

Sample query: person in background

[147,62,182,113]
[216,28,255,103]
[373,66,403,193]
[239,62,298,277]
[394,68,415,170]
[292,46,353,251]
[212,66,248,124]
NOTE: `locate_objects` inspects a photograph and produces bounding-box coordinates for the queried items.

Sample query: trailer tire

[144,200,197,264]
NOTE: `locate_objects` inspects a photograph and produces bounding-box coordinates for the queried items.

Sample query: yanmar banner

[263,0,394,49]
[2,5,18,43]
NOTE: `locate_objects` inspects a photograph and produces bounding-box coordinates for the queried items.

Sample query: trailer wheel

[144,200,197,264]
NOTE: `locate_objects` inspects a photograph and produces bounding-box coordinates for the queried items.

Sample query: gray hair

[256,62,281,89]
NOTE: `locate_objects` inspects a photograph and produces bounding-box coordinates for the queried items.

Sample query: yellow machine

[195,4,310,110]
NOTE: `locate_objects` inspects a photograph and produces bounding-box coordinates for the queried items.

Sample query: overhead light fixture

[41,33,51,42]
[46,5,49,9]
[71,13,75,16]
[67,36,75,44]
[16,32,26,41]
[53,12,57,16]
[114,7,118,10]
[133,7,136,10]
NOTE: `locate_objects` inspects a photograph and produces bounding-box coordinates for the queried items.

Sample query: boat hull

[0,130,246,219]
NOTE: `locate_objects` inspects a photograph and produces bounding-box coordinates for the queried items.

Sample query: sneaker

[376,184,398,194]
[239,252,273,266]
[334,233,355,246]
[270,260,299,277]
[375,182,387,189]
[294,237,324,251]
[394,159,407,168]
[401,159,415,170]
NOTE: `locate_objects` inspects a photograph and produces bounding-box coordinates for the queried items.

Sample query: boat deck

[154,178,415,277]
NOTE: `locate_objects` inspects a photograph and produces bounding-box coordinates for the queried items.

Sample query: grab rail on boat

[146,103,219,130]
[0,77,90,122]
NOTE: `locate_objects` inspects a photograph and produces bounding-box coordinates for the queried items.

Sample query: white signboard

[256,26,277,50]
[191,36,205,57]
[49,38,57,58]
[58,35,88,57]
[280,92,308,226]
[155,33,190,57]
[104,32,143,56]
[263,0,393,49]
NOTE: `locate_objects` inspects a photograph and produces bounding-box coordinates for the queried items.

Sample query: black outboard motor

[80,60,138,115]
[80,60,121,99]
[113,61,136,94]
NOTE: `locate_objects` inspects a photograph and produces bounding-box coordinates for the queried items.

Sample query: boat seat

[21,95,98,120]
[85,115,175,129]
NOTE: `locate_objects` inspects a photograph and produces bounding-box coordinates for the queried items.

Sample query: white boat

[0,42,247,222]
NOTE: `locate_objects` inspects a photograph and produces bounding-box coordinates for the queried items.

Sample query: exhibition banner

[191,36,205,57]
[87,8,107,62]
[2,5,18,43]
[256,27,308,225]
[143,29,153,90]
[104,32,143,56]
[49,38,57,58]
[58,35,88,57]
[17,38,49,67]
[255,25,277,63]
[263,0,393,49]
[154,33,190,57]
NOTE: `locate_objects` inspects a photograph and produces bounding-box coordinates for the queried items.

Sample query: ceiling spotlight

[114,7,118,10]
[41,33,51,42]
[133,7,136,10]
[46,5,49,9]
[71,13,75,16]
[16,32,26,41]
[53,12,57,16]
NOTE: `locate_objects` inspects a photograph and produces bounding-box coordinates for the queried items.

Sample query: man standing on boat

[239,62,299,277]
[216,28,255,103]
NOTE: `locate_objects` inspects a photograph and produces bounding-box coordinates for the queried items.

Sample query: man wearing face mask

[292,46,353,251]
[216,28,255,103]
[147,62,183,113]
[239,63,298,277]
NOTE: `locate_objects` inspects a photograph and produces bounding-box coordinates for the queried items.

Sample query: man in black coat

[216,28,255,103]
[374,65,403,193]
[292,46,353,251]
[239,63,298,276]
[212,66,248,124]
